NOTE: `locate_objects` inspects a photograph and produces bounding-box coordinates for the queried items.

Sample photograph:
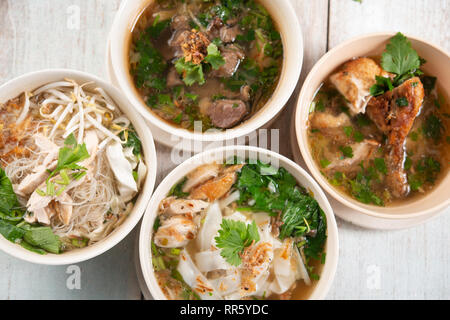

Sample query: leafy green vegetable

[422,114,443,142]
[234,161,327,268]
[422,76,437,92]
[396,97,409,107]
[320,159,331,168]
[370,32,423,95]
[348,172,384,206]
[168,177,189,198]
[370,76,394,96]
[147,15,170,39]
[0,168,20,215]
[381,32,421,81]
[374,158,387,174]
[175,58,205,86]
[353,131,365,142]
[23,227,61,254]
[409,157,441,191]
[133,34,167,89]
[204,43,225,70]
[339,146,354,158]
[215,219,260,266]
[343,126,353,137]
[0,220,27,243]
[121,128,142,156]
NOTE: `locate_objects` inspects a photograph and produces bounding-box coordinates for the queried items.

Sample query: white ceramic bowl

[295,33,450,222]
[110,0,303,145]
[0,69,157,265]
[139,146,339,300]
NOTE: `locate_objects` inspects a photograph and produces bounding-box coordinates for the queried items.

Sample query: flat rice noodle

[271,239,296,294]
[196,201,222,251]
[194,250,229,273]
[177,249,223,300]
[210,270,241,296]
[294,245,311,285]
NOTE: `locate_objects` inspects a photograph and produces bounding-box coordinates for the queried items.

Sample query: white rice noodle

[196,201,222,251]
[294,245,311,285]
[270,239,297,294]
[219,190,240,209]
[224,211,248,223]
[194,250,229,273]
[137,159,147,188]
[106,141,137,202]
[16,92,31,124]
[210,271,241,296]
[177,249,223,300]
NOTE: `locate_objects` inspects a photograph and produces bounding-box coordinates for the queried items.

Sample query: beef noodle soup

[151,160,327,300]
[307,33,450,206]
[129,0,283,131]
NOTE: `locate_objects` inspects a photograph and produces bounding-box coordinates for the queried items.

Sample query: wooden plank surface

[0,0,448,299]
[326,0,450,300]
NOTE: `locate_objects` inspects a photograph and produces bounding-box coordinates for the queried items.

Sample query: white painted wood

[326,0,450,300]
[0,0,141,300]
[0,0,448,300]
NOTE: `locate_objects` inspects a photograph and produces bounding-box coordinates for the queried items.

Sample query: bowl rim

[139,145,339,300]
[109,0,303,142]
[295,32,450,220]
[0,68,157,265]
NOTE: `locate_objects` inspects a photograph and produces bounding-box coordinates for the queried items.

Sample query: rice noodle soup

[307,33,450,207]
[151,160,327,300]
[0,80,147,254]
[129,0,283,131]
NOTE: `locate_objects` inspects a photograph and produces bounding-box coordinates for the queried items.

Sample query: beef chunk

[208,99,247,128]
[171,15,190,31]
[211,45,244,78]
[366,77,424,197]
[220,25,241,43]
[166,67,183,87]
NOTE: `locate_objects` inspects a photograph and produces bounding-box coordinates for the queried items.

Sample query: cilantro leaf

[370,76,394,96]
[339,146,354,158]
[215,219,260,266]
[175,58,205,86]
[381,32,421,77]
[204,43,226,70]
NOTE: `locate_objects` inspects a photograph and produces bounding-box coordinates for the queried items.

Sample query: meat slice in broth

[207,99,247,129]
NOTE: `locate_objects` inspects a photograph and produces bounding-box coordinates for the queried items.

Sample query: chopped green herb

[339,146,353,158]
[215,219,260,266]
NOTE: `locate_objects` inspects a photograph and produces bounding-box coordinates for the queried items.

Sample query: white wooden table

[0,0,448,300]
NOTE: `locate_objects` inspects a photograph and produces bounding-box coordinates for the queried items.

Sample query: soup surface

[129,0,283,131]
[307,33,449,206]
[152,160,327,300]
[0,80,147,254]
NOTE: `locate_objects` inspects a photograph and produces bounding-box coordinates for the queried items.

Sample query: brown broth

[307,66,450,207]
[128,0,283,131]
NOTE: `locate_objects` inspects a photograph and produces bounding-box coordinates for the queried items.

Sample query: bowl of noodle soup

[0,69,157,265]
[139,146,338,300]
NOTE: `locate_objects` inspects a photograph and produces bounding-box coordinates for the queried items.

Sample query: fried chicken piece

[366,77,424,197]
[330,58,388,114]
